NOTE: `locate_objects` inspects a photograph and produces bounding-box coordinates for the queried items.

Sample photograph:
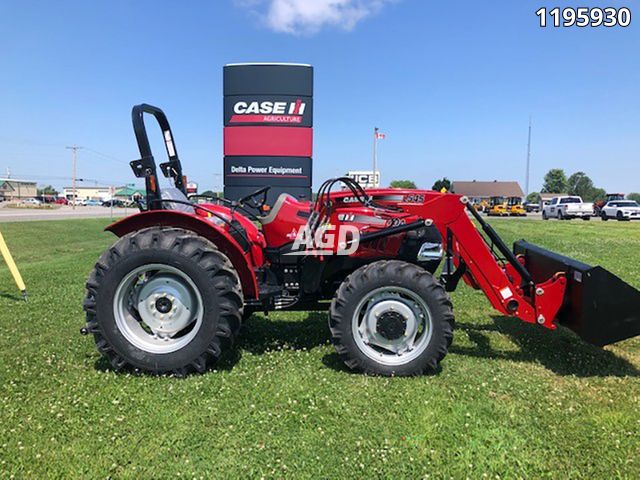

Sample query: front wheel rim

[352,286,433,366]
[113,264,204,354]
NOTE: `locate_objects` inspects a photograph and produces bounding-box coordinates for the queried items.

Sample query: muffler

[514,240,640,346]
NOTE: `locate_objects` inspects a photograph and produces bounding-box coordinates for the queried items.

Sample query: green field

[0,218,639,478]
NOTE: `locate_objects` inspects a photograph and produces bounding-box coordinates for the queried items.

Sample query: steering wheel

[237,186,270,211]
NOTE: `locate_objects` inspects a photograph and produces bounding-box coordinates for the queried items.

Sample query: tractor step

[514,240,640,346]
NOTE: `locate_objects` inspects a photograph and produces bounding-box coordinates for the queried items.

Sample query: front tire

[83,227,243,375]
[601,212,608,221]
[329,260,454,376]
[542,211,548,220]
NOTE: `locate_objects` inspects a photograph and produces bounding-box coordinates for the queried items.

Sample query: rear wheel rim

[113,264,204,354]
[352,286,433,366]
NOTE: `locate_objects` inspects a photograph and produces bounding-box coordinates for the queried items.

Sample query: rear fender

[106,210,259,299]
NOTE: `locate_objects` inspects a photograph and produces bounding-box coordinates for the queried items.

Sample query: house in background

[451,180,525,204]
[539,192,566,206]
[0,178,38,201]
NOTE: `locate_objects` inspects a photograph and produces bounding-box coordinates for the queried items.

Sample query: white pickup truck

[542,196,593,220]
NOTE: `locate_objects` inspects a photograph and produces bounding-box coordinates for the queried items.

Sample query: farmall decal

[230,99,306,124]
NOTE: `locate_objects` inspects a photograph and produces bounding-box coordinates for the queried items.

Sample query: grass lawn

[0,217,639,478]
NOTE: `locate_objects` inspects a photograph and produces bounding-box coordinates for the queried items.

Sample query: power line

[0,136,64,148]
[4,173,133,185]
[1,134,127,164]
[83,147,128,165]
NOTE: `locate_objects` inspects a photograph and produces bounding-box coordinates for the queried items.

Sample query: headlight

[417,242,443,261]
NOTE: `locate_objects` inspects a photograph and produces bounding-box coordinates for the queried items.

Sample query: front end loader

[487,196,508,216]
[507,196,527,216]
[81,105,640,376]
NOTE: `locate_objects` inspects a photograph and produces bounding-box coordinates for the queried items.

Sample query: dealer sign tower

[223,63,313,204]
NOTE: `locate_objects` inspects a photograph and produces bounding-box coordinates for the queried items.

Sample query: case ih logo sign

[230,99,306,124]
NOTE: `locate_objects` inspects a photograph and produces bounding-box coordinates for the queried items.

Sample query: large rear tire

[329,260,454,376]
[83,227,243,375]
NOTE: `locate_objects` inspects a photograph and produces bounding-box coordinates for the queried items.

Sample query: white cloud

[237,0,393,35]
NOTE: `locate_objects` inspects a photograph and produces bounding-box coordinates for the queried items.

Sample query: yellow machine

[487,197,508,216]
[507,197,527,216]
[474,199,489,213]
[0,232,27,300]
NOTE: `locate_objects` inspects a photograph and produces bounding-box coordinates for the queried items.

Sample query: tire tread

[83,227,243,376]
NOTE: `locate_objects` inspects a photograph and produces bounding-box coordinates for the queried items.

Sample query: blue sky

[0,0,638,193]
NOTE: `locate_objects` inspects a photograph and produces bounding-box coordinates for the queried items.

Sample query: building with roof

[539,192,566,203]
[451,180,525,204]
[62,186,113,201]
[113,186,145,201]
[0,178,37,201]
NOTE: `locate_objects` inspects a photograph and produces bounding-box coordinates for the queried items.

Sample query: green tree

[200,190,216,197]
[588,188,607,203]
[627,192,640,202]
[541,169,567,193]
[37,185,58,196]
[526,191,541,203]
[566,171,595,199]
[431,177,451,192]
[390,180,417,189]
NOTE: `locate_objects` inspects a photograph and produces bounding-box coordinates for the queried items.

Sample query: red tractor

[81,105,640,376]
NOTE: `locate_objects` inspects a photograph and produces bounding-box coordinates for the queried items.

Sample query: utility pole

[525,117,532,197]
[66,145,82,210]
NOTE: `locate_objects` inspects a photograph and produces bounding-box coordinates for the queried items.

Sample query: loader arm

[402,194,566,329]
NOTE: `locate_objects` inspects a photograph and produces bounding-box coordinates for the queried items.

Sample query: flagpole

[373,127,378,185]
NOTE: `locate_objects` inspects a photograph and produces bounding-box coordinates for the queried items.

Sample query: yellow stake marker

[0,231,27,301]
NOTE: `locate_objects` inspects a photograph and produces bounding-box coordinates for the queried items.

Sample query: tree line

[390,174,639,204]
[526,169,640,204]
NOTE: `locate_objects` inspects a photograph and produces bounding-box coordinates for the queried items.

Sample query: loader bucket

[514,240,640,346]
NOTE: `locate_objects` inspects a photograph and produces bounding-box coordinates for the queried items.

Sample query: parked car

[594,193,625,215]
[54,197,69,205]
[82,199,103,206]
[102,199,125,208]
[523,201,540,213]
[22,197,42,206]
[601,200,640,221]
[542,196,593,220]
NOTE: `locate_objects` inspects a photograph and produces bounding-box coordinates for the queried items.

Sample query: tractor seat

[161,188,195,214]
[259,193,304,225]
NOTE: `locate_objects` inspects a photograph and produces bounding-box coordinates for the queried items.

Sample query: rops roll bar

[129,104,186,208]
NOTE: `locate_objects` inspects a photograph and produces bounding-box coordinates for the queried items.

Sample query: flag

[375,131,386,140]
